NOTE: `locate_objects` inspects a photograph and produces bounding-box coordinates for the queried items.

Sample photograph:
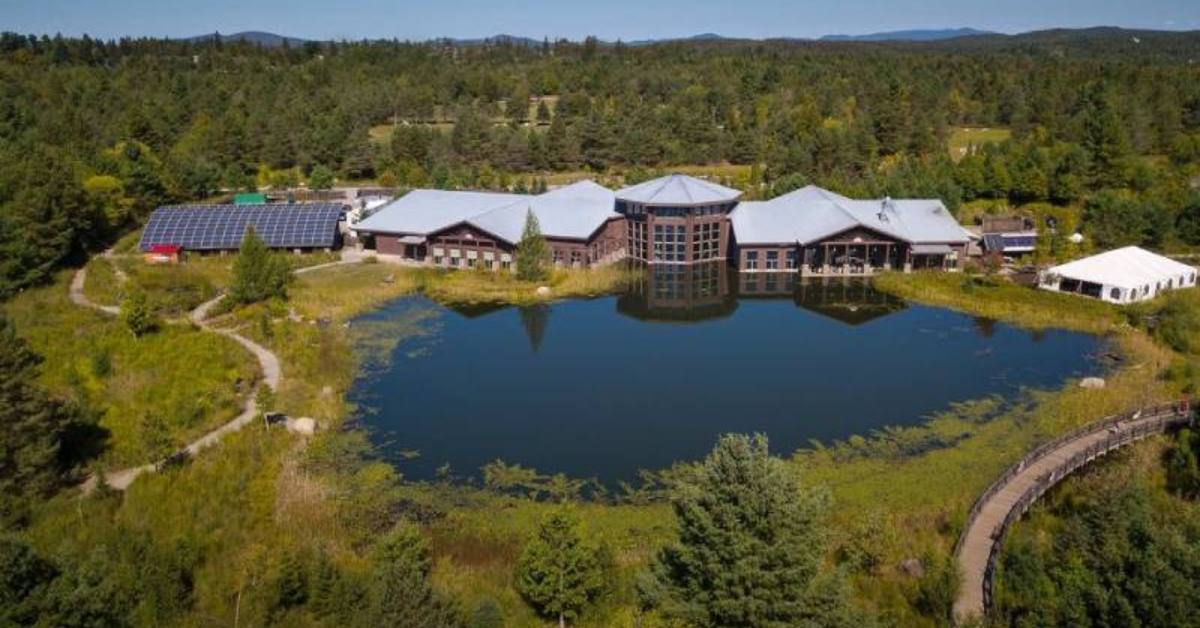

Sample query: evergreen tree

[0,536,58,625]
[229,226,292,305]
[514,508,607,627]
[469,597,504,628]
[1079,84,1132,188]
[269,550,308,619]
[1166,428,1200,499]
[120,287,157,337]
[367,524,461,628]
[0,316,76,525]
[640,434,864,628]
[516,210,549,282]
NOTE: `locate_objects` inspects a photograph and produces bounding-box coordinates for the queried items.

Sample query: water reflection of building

[789,278,907,326]
[616,262,738,322]
[616,262,907,325]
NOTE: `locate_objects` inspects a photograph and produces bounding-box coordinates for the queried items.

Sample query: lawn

[948,126,1012,161]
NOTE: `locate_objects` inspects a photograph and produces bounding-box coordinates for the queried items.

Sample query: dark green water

[349,267,1101,483]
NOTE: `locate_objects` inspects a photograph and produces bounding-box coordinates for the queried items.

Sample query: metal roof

[1043,246,1197,291]
[615,174,742,206]
[139,204,342,251]
[353,180,618,244]
[729,185,970,246]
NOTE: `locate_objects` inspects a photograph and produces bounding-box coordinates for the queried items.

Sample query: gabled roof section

[352,180,617,244]
[729,185,969,246]
[1044,246,1196,291]
[615,174,742,206]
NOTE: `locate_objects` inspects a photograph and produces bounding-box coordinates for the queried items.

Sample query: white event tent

[1038,246,1197,303]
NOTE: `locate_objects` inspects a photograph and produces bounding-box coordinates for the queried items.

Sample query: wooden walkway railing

[953,400,1193,623]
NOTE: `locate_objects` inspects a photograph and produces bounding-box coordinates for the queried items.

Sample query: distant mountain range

[180,26,1195,48]
[184,31,309,47]
[819,27,994,42]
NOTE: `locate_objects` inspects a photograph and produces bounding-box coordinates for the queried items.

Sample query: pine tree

[514,508,606,627]
[1166,428,1200,499]
[229,226,292,305]
[516,210,549,282]
[639,434,864,628]
[367,524,461,627]
[469,598,504,628]
[1079,84,1132,188]
[269,550,307,618]
[0,536,58,625]
[0,316,76,525]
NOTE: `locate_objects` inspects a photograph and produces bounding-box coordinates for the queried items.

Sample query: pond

[349,266,1103,484]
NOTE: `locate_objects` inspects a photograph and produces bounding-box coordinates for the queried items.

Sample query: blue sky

[5,0,1198,41]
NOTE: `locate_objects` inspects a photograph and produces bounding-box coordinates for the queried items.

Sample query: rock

[899,558,925,578]
[286,417,317,435]
[382,274,394,284]
[536,286,551,297]
[1079,377,1106,389]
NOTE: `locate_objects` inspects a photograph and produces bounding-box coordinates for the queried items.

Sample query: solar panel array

[139,204,343,251]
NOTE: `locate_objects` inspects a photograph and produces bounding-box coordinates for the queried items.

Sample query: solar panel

[982,234,1005,252]
[138,204,343,251]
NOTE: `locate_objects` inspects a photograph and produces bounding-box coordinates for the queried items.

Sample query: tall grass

[874,271,1122,334]
[4,272,259,466]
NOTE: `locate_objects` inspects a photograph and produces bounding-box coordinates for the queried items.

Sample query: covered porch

[797,241,958,276]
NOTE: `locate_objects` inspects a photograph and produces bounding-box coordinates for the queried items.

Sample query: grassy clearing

[290,262,422,321]
[414,264,640,307]
[948,126,1011,161]
[4,272,259,467]
[873,271,1122,334]
[81,256,122,306]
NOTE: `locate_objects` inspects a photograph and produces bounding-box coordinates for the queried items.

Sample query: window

[653,223,686,263]
[786,250,798,270]
[626,219,648,260]
[466,257,476,268]
[745,250,759,271]
[765,250,779,270]
[570,250,582,266]
[1110,287,1121,300]
[691,220,721,261]
[553,249,564,265]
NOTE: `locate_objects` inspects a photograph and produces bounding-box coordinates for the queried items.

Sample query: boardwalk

[953,402,1192,622]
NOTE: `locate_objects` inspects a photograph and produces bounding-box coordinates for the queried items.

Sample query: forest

[3,28,1200,627]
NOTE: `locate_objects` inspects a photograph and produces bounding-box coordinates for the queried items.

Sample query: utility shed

[1038,246,1197,303]
[234,192,268,205]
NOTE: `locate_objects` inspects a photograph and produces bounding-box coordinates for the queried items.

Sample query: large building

[352,174,970,274]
